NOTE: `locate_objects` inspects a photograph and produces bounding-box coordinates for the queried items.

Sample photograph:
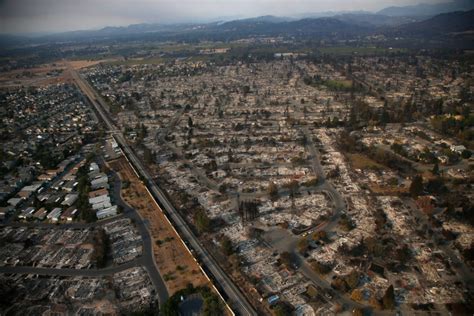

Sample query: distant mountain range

[1,5,473,48]
[389,9,474,36]
[377,0,474,17]
[209,9,474,40]
[332,13,423,27]
[209,16,369,39]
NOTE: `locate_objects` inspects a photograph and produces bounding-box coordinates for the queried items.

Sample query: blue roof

[268,295,279,304]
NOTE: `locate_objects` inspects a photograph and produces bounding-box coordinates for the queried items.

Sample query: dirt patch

[82,298,119,315]
[108,157,210,295]
[67,60,104,69]
[347,153,386,171]
[369,183,407,195]
[0,64,69,88]
[0,59,110,88]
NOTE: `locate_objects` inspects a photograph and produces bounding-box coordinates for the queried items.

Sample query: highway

[70,68,257,316]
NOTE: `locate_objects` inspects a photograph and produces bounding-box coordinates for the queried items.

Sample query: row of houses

[18,206,78,222]
[88,163,117,220]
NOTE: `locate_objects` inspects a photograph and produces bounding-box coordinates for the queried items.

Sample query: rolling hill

[377,0,474,17]
[390,9,474,36]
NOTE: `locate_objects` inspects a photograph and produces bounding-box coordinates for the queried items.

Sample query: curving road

[301,125,345,228]
[107,164,169,304]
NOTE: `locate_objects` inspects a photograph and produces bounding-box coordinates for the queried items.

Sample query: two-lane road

[107,164,169,305]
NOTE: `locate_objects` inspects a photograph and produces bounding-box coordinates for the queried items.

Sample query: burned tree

[238,200,260,223]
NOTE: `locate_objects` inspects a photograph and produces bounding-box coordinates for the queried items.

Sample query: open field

[324,79,353,89]
[347,153,386,170]
[369,183,408,195]
[0,59,108,87]
[0,64,68,88]
[108,157,210,295]
[318,46,406,55]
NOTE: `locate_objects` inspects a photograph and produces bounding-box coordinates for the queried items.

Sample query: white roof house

[61,193,79,206]
[89,162,100,173]
[89,194,110,205]
[91,175,109,190]
[47,208,62,221]
[92,201,112,211]
[96,205,118,219]
[19,207,36,219]
[451,145,466,154]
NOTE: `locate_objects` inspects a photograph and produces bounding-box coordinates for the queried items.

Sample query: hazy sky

[0,0,449,34]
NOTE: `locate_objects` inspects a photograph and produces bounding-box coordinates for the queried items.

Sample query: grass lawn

[324,79,353,90]
[347,153,386,170]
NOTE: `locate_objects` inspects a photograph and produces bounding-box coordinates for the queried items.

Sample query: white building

[47,208,62,222]
[62,193,79,206]
[96,205,118,219]
[92,201,112,211]
[91,175,109,190]
[89,194,110,205]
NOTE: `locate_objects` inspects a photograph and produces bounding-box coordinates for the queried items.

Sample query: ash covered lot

[0,266,157,315]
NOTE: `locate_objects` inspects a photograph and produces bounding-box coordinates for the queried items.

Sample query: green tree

[409,175,423,198]
[76,165,95,223]
[285,180,299,198]
[461,149,472,159]
[297,237,309,254]
[273,302,293,316]
[312,230,327,241]
[144,147,154,164]
[279,251,294,268]
[194,209,211,234]
[268,182,279,201]
[351,289,363,301]
[202,292,222,316]
[382,285,395,310]
[220,236,233,256]
[310,260,332,274]
[92,228,109,268]
[331,277,349,292]
[137,123,148,139]
[380,109,390,125]
[340,214,355,231]
[345,270,360,289]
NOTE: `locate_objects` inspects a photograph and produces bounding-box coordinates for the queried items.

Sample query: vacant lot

[0,59,113,88]
[347,153,386,170]
[108,157,210,295]
[0,64,68,87]
[369,183,408,195]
